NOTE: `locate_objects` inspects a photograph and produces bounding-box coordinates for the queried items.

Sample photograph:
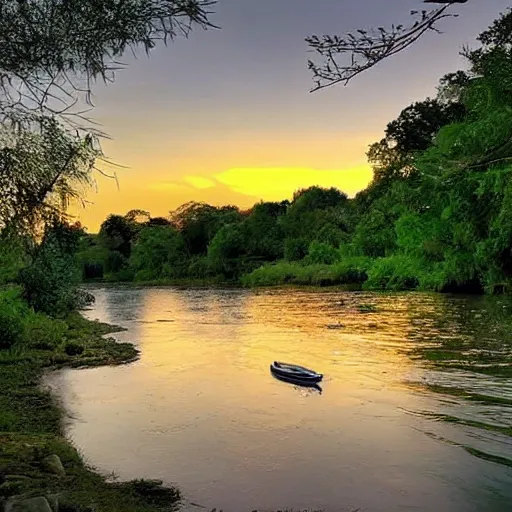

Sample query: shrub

[23,312,68,351]
[0,290,27,350]
[64,342,84,356]
[19,226,83,316]
[134,269,158,282]
[241,258,371,287]
[332,257,372,284]
[0,235,28,285]
[187,256,214,278]
[305,241,340,265]
[284,238,308,261]
[105,251,128,273]
[364,256,421,291]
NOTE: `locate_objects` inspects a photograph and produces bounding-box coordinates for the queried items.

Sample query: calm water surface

[45,287,512,511]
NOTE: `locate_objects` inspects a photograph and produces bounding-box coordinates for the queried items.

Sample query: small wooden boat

[270,361,323,383]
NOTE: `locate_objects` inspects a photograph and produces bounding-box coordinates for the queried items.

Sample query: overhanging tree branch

[307,1,467,92]
[0,0,217,128]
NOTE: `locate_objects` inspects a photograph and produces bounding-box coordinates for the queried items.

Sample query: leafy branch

[306,2,463,91]
[0,0,217,129]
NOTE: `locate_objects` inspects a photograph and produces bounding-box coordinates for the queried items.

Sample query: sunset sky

[72,0,510,232]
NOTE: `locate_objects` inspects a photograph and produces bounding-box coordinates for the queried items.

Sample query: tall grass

[241,257,371,287]
[363,255,450,292]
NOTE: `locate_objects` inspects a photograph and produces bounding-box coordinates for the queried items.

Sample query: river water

[45,286,512,511]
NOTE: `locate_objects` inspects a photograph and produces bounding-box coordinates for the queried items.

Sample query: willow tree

[0,0,216,233]
[0,0,216,125]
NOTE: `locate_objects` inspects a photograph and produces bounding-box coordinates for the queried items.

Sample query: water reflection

[270,372,323,395]
[44,287,512,512]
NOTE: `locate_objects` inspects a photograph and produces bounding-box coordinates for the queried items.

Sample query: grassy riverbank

[0,304,181,512]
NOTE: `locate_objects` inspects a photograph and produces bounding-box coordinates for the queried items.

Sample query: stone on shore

[41,455,65,477]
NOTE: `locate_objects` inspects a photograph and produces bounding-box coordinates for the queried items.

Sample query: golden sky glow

[64,0,509,233]
[214,166,372,199]
[71,133,376,232]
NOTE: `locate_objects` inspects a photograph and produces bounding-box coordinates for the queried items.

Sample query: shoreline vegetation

[0,296,183,512]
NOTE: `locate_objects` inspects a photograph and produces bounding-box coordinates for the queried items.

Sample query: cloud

[214,166,373,199]
[183,176,216,189]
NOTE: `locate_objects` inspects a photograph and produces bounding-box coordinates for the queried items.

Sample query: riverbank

[0,310,182,512]
[85,256,496,294]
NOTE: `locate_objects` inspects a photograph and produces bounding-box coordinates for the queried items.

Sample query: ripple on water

[46,287,512,512]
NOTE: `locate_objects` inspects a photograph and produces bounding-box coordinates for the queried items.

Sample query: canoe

[270,361,323,383]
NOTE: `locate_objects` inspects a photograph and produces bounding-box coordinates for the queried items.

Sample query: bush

[305,241,340,265]
[187,256,214,278]
[104,267,135,282]
[364,255,421,291]
[0,290,27,350]
[23,312,68,351]
[241,258,371,287]
[0,235,28,285]
[332,257,372,284]
[19,226,83,316]
[284,238,309,261]
[64,342,84,356]
[105,251,128,273]
[134,269,158,282]
[241,261,300,287]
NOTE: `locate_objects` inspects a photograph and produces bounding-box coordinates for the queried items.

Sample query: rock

[45,495,59,512]
[41,455,65,477]
[4,497,53,512]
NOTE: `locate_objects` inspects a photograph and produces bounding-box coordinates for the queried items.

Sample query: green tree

[19,221,87,315]
[130,226,187,280]
[207,224,246,277]
[98,214,138,259]
[0,118,99,233]
[170,202,242,255]
[284,238,309,261]
[242,202,286,261]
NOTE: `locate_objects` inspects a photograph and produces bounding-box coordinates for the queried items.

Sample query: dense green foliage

[73,9,512,293]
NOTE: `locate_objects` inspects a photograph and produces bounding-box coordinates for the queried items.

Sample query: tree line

[73,8,512,293]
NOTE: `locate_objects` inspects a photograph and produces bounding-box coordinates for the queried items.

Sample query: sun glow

[214,166,373,200]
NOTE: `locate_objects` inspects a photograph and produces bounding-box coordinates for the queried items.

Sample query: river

[45,286,512,511]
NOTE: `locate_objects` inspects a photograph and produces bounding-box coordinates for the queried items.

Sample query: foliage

[170,202,242,255]
[207,223,246,277]
[0,233,28,284]
[23,312,68,351]
[305,241,340,265]
[306,2,463,90]
[0,289,28,350]
[0,0,216,125]
[284,238,309,261]
[241,257,371,287]
[19,222,83,316]
[98,214,138,258]
[0,118,99,233]
[78,10,512,296]
[130,226,188,280]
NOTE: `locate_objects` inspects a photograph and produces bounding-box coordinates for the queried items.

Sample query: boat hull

[270,362,323,383]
